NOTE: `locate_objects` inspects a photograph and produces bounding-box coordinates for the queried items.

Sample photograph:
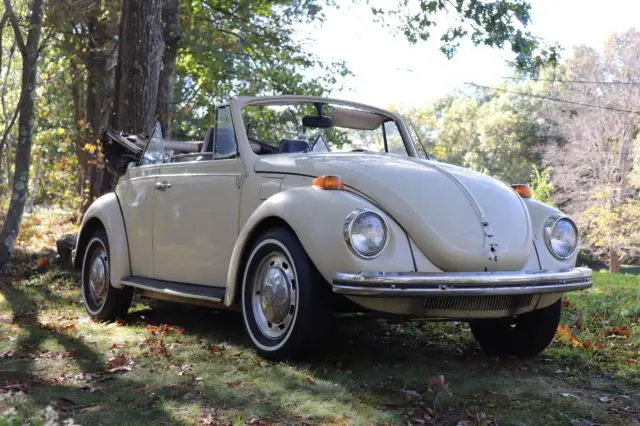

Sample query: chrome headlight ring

[343,209,388,259]
[543,216,579,260]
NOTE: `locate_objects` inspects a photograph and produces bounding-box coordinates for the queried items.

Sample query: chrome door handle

[155,181,172,191]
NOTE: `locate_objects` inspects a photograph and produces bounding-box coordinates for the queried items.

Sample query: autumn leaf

[37,257,49,269]
[606,326,631,339]
[107,352,129,368]
[556,324,580,346]
[209,343,226,353]
[428,375,446,386]
[224,380,242,388]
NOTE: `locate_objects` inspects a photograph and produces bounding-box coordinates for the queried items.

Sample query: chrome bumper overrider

[332,267,593,297]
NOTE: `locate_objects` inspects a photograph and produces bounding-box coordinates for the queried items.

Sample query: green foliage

[172,0,350,139]
[371,0,558,73]
[579,191,640,261]
[404,78,553,184]
[529,165,555,205]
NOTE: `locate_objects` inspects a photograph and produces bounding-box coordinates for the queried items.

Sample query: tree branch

[0,90,23,162]
[3,0,26,54]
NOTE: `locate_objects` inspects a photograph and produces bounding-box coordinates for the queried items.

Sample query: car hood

[254,153,532,272]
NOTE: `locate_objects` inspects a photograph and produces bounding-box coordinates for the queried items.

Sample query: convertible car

[73,95,592,359]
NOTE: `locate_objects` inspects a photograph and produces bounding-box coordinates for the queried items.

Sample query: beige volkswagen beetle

[74,95,592,360]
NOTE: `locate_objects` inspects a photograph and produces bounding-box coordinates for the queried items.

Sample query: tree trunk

[99,0,163,196]
[82,0,119,212]
[155,0,180,139]
[609,247,620,273]
[0,0,45,268]
[114,0,164,134]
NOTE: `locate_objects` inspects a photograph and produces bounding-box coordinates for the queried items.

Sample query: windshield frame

[230,95,420,159]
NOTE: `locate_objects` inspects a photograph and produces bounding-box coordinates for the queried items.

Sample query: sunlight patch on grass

[1,258,639,424]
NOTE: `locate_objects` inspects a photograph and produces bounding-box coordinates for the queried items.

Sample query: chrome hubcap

[87,245,108,309]
[252,253,296,339]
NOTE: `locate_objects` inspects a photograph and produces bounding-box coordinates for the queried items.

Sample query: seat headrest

[279,139,309,153]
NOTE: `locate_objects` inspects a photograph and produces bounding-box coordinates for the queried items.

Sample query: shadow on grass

[0,263,349,424]
[2,256,639,424]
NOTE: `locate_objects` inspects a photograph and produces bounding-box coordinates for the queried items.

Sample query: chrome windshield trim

[332,267,593,297]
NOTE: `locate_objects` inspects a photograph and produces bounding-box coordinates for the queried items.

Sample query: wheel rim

[86,241,109,311]
[251,251,297,339]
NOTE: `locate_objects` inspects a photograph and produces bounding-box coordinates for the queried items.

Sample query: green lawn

[1,253,638,425]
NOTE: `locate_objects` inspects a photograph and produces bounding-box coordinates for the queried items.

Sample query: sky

[295,0,640,109]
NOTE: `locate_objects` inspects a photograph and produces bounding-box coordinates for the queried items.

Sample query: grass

[0,212,638,425]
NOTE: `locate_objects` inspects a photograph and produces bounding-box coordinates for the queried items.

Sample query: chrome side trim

[120,276,225,302]
[332,267,592,297]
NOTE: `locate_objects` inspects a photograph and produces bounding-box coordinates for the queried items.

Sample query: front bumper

[332,267,593,297]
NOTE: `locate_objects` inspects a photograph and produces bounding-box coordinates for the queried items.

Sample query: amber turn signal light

[511,184,533,198]
[312,175,344,190]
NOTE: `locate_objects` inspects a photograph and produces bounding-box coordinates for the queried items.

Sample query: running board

[120,276,226,303]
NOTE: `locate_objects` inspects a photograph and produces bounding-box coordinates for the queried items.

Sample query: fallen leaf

[606,326,631,339]
[37,258,49,269]
[561,392,580,400]
[428,375,446,386]
[209,343,226,353]
[224,380,242,388]
[403,389,421,398]
[79,404,105,412]
[306,376,314,384]
[107,352,128,368]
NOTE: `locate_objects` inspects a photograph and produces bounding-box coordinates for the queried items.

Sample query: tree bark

[0,0,45,268]
[82,0,118,211]
[155,0,180,139]
[609,247,620,273]
[114,0,164,134]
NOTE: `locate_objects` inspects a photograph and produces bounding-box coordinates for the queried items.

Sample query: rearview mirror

[302,115,333,128]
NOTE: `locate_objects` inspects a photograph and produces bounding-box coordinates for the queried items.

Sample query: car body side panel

[76,192,130,289]
[152,159,243,286]
[225,186,416,306]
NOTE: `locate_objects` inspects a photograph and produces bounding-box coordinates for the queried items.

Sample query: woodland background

[0,0,639,272]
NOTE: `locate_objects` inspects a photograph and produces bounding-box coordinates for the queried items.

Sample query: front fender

[74,192,130,289]
[524,198,578,270]
[224,187,416,306]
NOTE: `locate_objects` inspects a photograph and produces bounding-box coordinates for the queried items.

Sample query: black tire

[81,229,133,321]
[241,227,331,360]
[469,299,562,358]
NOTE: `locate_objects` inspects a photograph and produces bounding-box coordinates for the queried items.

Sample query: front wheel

[81,230,132,321]
[241,228,331,360]
[469,299,562,358]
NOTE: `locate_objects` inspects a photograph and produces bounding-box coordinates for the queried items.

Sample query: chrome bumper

[332,267,593,297]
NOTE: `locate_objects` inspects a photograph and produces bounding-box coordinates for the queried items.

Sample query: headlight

[543,216,578,260]
[344,210,388,258]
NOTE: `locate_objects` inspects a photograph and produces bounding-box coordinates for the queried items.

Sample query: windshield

[241,102,409,156]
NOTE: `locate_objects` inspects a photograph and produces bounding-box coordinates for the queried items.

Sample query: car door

[116,123,165,278]
[152,106,243,286]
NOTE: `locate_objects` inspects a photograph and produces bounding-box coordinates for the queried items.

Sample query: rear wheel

[241,228,331,360]
[469,299,562,358]
[81,230,132,321]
